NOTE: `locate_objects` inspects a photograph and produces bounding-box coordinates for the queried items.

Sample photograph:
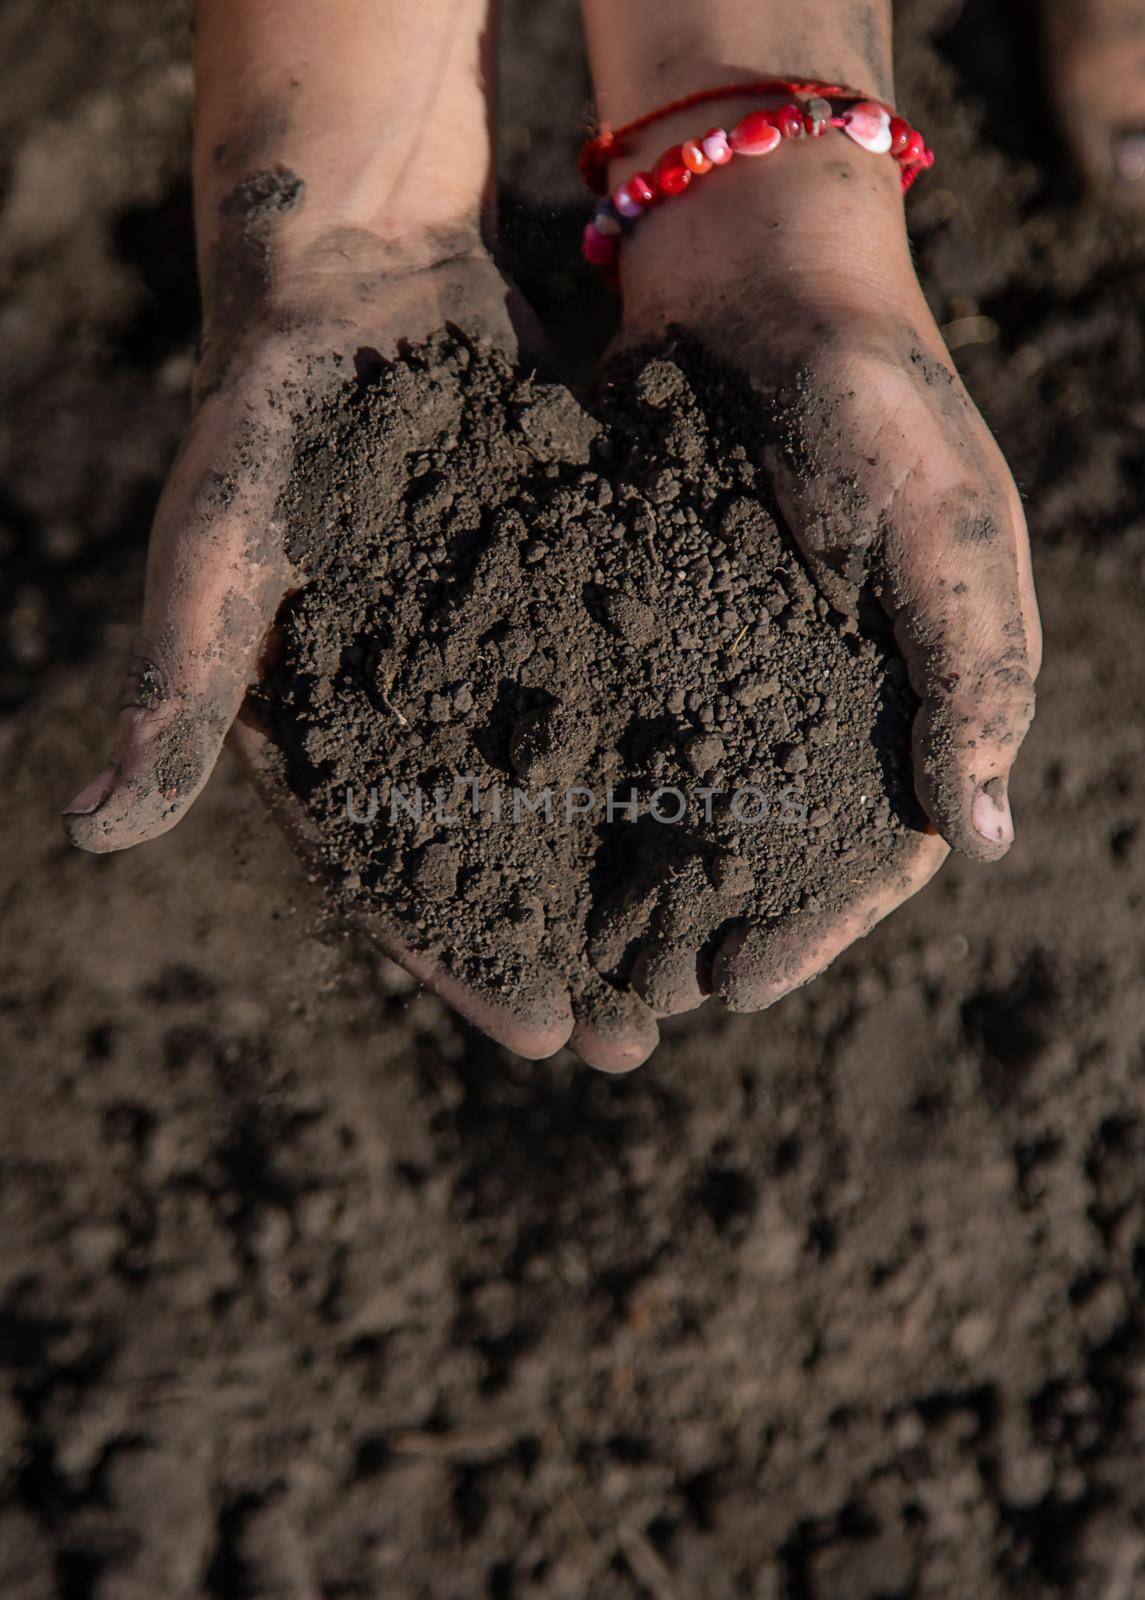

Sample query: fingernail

[972,780,1013,848]
[62,769,116,816]
[1114,133,1145,184]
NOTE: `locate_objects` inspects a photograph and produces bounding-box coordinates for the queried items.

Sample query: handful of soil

[260,331,924,1013]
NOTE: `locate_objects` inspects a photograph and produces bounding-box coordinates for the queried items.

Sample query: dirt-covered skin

[576,0,1040,1024]
[57,229,595,1061]
[259,332,926,1031]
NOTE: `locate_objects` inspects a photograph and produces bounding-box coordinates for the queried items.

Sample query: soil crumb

[261,331,925,1006]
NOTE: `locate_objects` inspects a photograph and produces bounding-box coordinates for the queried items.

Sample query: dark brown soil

[262,334,920,1010]
[4,1,1145,1597]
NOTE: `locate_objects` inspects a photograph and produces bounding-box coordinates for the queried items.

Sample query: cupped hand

[62,235,659,1065]
[603,131,1041,1015]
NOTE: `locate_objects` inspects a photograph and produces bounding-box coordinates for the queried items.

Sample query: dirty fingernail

[1114,133,1145,184]
[972,780,1013,848]
[62,769,116,816]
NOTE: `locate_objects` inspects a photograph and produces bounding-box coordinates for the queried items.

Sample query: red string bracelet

[579,78,934,283]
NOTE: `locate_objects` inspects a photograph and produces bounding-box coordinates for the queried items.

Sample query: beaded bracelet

[579,78,934,281]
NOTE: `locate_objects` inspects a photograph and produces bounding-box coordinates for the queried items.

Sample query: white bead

[842,101,893,154]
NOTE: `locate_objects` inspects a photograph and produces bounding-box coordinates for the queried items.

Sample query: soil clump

[263,333,924,1006]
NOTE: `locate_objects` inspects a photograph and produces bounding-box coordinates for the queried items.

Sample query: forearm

[192,0,494,331]
[581,0,894,125]
[579,0,910,320]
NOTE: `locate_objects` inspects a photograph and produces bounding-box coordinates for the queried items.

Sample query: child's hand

[62,241,597,1060]
[607,132,1041,1013]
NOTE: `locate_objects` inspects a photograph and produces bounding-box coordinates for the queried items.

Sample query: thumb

[63,437,289,853]
[883,477,1041,861]
[766,368,1041,863]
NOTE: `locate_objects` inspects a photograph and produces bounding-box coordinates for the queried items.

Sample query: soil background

[2,2,1145,1597]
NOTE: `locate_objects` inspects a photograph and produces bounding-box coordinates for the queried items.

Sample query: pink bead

[582,223,619,266]
[700,128,732,166]
[729,112,783,157]
[614,172,655,217]
[841,100,893,154]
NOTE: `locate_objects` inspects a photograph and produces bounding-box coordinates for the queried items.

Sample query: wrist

[612,122,924,337]
[194,124,488,259]
[192,0,493,347]
[192,0,493,241]
[195,141,487,330]
[194,218,488,395]
[193,90,490,365]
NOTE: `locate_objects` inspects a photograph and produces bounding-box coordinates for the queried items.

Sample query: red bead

[652,146,692,197]
[776,103,805,139]
[729,112,783,157]
[897,129,926,163]
[629,171,656,204]
[681,139,713,175]
[888,116,912,157]
[920,147,936,169]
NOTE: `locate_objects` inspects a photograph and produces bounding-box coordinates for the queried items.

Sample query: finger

[231,717,576,1060]
[713,832,948,1012]
[63,402,290,854]
[767,360,1040,863]
[377,938,573,1061]
[630,939,709,1015]
[882,472,1040,862]
[610,852,728,1016]
[569,981,660,1073]
[1046,0,1145,202]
